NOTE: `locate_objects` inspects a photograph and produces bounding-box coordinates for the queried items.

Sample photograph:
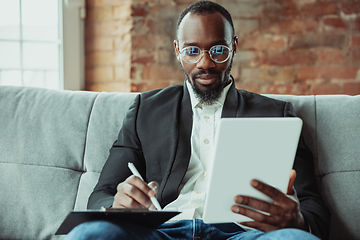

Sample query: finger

[233,195,283,217]
[148,181,159,197]
[113,188,143,209]
[250,179,291,205]
[231,204,274,223]
[117,176,153,208]
[287,169,296,195]
[126,175,153,195]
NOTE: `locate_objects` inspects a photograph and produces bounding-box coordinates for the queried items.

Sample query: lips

[195,74,218,86]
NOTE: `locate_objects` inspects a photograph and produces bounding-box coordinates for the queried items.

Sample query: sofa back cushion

[0,86,137,239]
[269,94,360,240]
[1,86,359,240]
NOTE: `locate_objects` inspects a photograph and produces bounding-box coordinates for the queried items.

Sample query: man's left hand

[231,170,308,232]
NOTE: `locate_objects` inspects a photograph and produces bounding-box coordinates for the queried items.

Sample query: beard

[181,58,233,105]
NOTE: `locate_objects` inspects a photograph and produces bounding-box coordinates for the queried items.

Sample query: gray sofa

[0,85,359,240]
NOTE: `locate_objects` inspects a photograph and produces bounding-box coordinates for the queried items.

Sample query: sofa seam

[314,95,321,176]
[320,169,360,176]
[82,93,99,172]
[73,92,99,210]
[0,161,85,173]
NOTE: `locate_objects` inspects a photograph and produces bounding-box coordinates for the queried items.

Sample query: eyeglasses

[179,45,233,64]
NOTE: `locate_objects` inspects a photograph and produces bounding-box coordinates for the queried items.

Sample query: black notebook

[56,208,181,235]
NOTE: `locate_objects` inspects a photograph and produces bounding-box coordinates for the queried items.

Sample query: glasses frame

[179,44,233,64]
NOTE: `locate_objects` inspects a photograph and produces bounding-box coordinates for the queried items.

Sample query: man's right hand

[112,175,159,210]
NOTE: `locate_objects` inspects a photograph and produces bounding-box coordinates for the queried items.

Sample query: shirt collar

[186,79,233,110]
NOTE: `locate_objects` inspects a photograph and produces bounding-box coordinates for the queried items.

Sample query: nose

[196,51,215,69]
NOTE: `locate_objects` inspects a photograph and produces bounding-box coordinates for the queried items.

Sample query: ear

[233,36,238,55]
[174,40,181,61]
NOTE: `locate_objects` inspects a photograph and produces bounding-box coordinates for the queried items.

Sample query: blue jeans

[64,219,320,240]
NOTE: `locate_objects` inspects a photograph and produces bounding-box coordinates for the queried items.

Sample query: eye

[184,47,200,56]
[211,46,225,55]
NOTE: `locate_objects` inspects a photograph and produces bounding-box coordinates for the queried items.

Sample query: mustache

[191,69,221,79]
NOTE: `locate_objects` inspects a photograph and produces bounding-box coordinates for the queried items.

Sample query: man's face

[174,12,237,104]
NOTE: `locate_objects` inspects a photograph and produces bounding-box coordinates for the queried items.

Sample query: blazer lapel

[222,80,240,118]
[160,82,193,207]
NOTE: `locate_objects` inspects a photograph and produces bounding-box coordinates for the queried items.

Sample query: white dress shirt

[163,81,305,232]
[163,80,232,221]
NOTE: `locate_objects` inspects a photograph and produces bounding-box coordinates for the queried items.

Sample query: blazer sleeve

[285,102,331,240]
[87,94,146,210]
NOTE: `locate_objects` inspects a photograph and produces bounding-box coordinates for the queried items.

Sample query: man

[66,1,330,239]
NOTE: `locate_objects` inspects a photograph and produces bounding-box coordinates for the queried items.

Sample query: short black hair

[176,1,235,39]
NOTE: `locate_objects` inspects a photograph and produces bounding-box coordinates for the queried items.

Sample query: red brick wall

[85,0,360,95]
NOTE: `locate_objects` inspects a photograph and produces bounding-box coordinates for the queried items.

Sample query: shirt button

[203,172,208,177]
[204,116,210,119]
[204,139,210,144]
[196,191,202,194]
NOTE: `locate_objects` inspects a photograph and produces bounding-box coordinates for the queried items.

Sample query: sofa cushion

[0,86,97,239]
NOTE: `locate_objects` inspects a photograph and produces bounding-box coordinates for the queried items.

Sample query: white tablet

[203,117,303,223]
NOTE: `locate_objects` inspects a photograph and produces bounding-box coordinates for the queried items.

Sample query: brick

[146,19,175,35]
[85,20,132,38]
[297,67,359,80]
[156,49,173,64]
[317,49,346,65]
[143,64,184,80]
[241,67,296,83]
[354,17,360,31]
[351,35,360,47]
[343,82,360,95]
[241,34,287,51]
[351,49,360,65]
[234,50,256,66]
[114,34,131,53]
[311,83,340,95]
[323,17,348,30]
[87,81,131,92]
[261,50,317,66]
[86,7,112,22]
[131,35,157,49]
[93,0,131,7]
[322,33,346,49]
[223,1,264,19]
[341,2,360,15]
[278,20,306,34]
[131,4,149,17]
[133,18,148,35]
[86,66,114,83]
[114,50,131,65]
[113,3,131,20]
[290,33,346,49]
[115,65,130,81]
[130,80,171,92]
[290,34,320,49]
[262,1,298,20]
[300,2,337,17]
[234,80,261,94]
[233,19,259,35]
[86,51,114,67]
[131,54,155,64]
[264,84,294,94]
[130,65,144,80]
[269,18,318,34]
[263,83,309,95]
[85,37,113,52]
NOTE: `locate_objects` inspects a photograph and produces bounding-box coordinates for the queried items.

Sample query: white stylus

[128,162,162,210]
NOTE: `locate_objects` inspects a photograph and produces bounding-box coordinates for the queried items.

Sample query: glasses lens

[181,46,201,63]
[210,45,230,63]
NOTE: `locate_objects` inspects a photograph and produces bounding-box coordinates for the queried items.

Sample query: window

[0,0,85,90]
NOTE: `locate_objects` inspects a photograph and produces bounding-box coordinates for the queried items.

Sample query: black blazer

[88,83,330,239]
